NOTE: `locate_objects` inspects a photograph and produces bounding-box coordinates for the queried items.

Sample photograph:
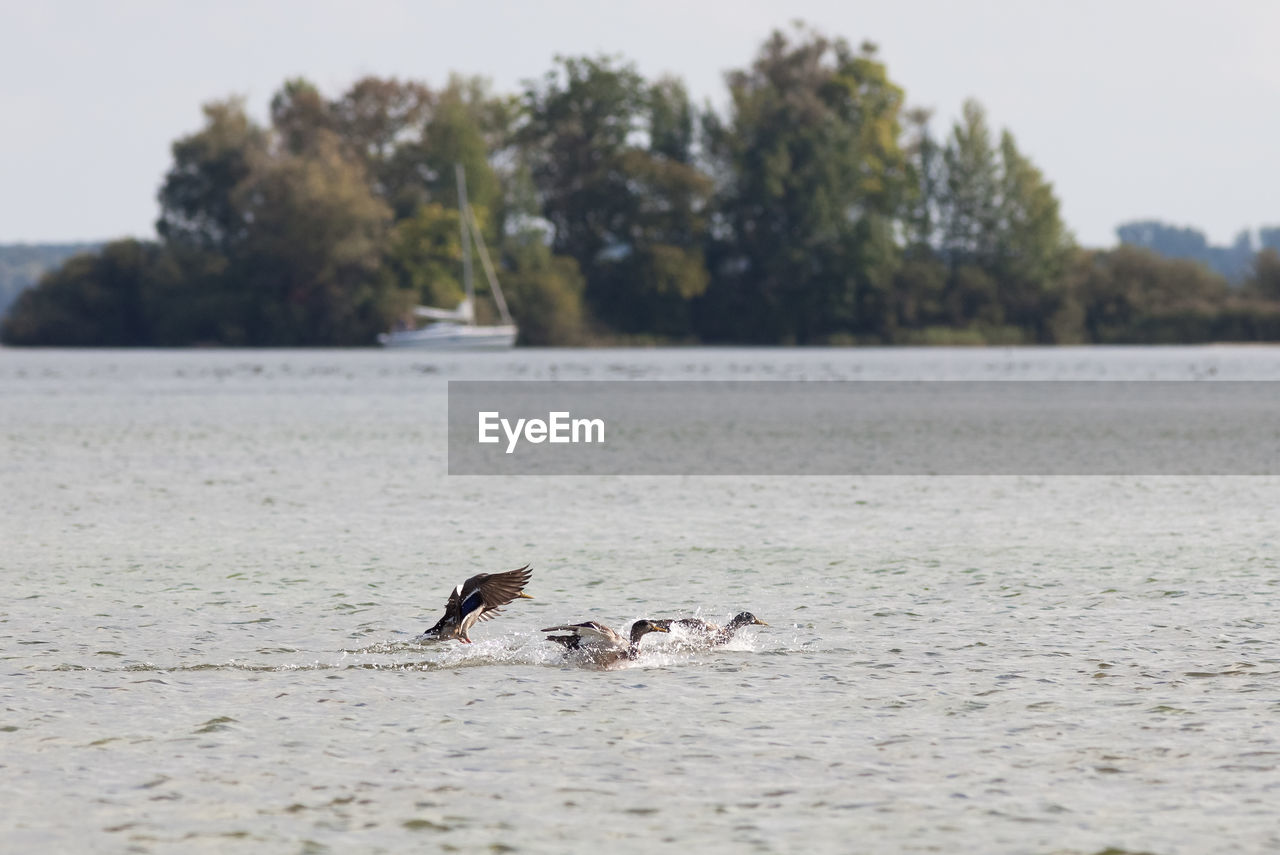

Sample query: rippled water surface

[3,346,1279,854]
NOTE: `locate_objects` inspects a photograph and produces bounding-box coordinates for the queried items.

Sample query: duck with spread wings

[415,564,533,644]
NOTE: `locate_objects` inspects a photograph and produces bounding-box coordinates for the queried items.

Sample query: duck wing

[544,633,583,651]
[455,565,533,633]
[540,621,626,648]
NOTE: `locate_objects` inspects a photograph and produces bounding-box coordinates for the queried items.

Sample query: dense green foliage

[520,57,711,337]
[6,23,1280,346]
[699,34,907,343]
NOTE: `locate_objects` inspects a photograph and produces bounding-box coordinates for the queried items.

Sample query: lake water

[2,346,1279,854]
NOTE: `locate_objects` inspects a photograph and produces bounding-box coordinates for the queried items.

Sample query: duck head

[728,612,769,630]
[628,619,671,644]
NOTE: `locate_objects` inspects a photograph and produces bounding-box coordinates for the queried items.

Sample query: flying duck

[414,564,533,643]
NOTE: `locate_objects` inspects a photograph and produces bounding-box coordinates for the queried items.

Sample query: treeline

[5,24,1280,347]
[1117,221,1280,284]
[0,243,99,318]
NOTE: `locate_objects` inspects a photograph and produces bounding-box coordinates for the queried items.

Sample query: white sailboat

[378,164,518,349]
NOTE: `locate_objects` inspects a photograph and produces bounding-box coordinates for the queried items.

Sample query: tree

[228,135,392,345]
[0,240,179,346]
[0,243,100,319]
[157,98,267,254]
[331,75,434,213]
[382,202,466,315]
[991,130,1073,333]
[702,26,908,342]
[417,80,505,217]
[1247,248,1280,301]
[1116,220,1254,283]
[502,232,587,345]
[649,76,697,162]
[520,56,711,335]
[598,77,712,335]
[270,78,334,155]
[266,74,515,227]
[917,101,1073,337]
[153,91,398,345]
[939,100,999,268]
[1070,245,1230,342]
[901,107,943,253]
[520,55,647,267]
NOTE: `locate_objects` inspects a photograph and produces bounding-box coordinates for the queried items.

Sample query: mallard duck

[414,564,533,644]
[655,612,768,646]
[541,619,670,666]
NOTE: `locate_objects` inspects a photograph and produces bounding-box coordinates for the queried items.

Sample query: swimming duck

[655,612,768,646]
[542,619,670,666]
[415,564,533,644]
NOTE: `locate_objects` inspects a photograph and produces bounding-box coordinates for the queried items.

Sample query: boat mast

[455,164,476,326]
[454,163,514,327]
[466,206,514,326]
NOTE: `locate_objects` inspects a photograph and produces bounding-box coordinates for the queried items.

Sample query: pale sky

[2,0,1278,248]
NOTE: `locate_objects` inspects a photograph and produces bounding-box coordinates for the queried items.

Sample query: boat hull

[377,323,518,350]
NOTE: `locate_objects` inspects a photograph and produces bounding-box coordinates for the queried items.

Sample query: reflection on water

[2,347,1279,853]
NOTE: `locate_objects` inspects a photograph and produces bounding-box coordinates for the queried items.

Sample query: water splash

[35,620,788,675]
